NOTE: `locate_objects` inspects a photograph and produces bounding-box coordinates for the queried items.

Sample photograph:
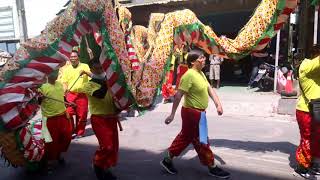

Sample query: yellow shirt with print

[296,56,320,112]
[80,81,117,115]
[60,63,90,93]
[39,82,66,117]
[179,69,209,110]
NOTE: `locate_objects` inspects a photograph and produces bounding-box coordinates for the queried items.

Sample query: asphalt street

[0,87,310,180]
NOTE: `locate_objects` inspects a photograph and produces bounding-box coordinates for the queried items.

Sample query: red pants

[168,107,214,166]
[91,115,119,169]
[66,92,88,136]
[45,114,72,161]
[296,110,320,168]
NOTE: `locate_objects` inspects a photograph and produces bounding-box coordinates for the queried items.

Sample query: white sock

[209,162,217,169]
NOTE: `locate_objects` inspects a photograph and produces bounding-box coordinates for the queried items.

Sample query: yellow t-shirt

[39,82,66,117]
[296,56,320,112]
[60,63,90,93]
[80,81,117,115]
[179,69,209,110]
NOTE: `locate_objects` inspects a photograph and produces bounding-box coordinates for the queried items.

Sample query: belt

[91,114,119,119]
[183,106,205,112]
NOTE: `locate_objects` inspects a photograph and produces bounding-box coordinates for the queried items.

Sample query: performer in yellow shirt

[295,44,320,178]
[160,49,230,179]
[38,70,72,170]
[61,50,90,138]
[79,59,120,180]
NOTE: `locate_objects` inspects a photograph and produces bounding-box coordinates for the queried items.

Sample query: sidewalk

[217,86,281,116]
[152,86,285,118]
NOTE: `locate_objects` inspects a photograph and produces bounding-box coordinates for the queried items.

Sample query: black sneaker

[46,164,54,175]
[160,159,177,174]
[104,169,117,180]
[310,164,320,175]
[58,157,66,166]
[208,166,230,179]
[294,165,313,179]
[94,165,106,180]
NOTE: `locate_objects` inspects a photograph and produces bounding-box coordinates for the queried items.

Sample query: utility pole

[274,31,280,93]
[297,0,309,58]
[313,5,319,45]
[16,0,28,43]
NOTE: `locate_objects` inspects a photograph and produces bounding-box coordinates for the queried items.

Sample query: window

[0,41,17,54]
[0,6,15,40]
[7,42,16,54]
[0,42,6,50]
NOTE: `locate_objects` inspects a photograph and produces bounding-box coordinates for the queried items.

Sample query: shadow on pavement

[209,139,297,169]
[0,141,299,180]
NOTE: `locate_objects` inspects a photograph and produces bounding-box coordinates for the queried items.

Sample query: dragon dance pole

[117,119,123,131]
[44,96,76,107]
[67,74,81,92]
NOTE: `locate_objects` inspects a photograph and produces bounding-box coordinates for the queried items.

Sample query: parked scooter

[253,62,275,91]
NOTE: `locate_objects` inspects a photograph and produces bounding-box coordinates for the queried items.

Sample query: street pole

[314,5,319,45]
[288,14,294,61]
[274,31,280,93]
[16,0,28,43]
[297,0,309,58]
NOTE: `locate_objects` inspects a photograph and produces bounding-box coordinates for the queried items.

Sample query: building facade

[0,0,19,54]
[0,0,66,54]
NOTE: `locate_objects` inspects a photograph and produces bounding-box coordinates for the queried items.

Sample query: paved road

[0,87,310,180]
